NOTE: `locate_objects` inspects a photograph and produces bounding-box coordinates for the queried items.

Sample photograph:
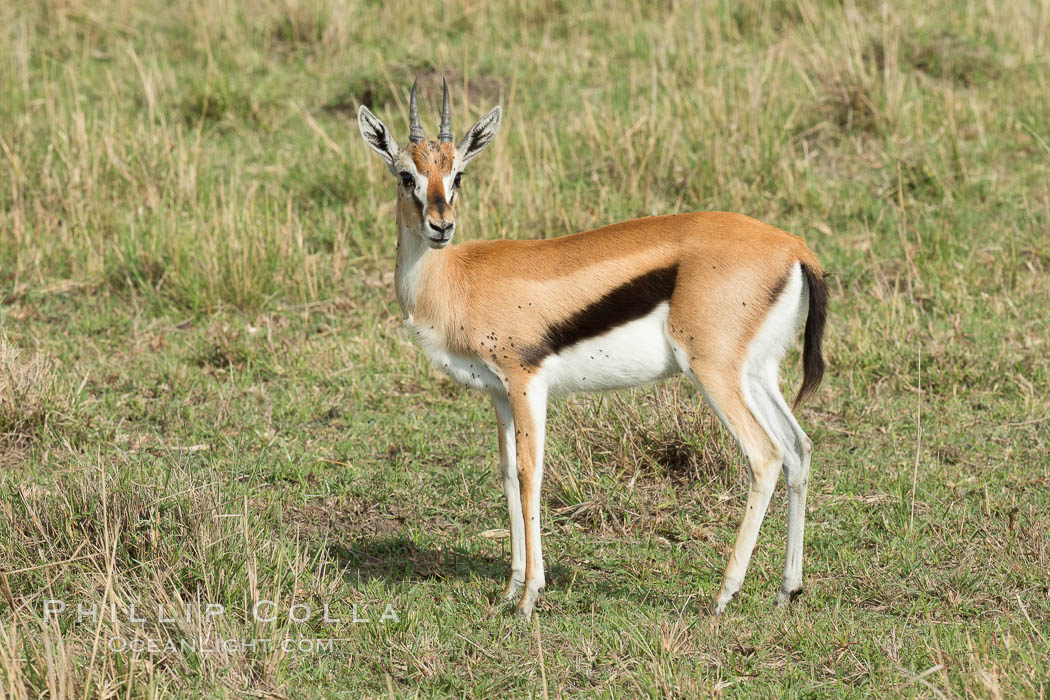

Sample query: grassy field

[1,0,1049,696]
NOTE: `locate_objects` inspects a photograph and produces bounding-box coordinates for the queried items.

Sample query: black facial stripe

[520,264,679,366]
[403,185,424,208]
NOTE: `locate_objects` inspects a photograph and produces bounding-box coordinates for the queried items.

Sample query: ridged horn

[408,78,424,144]
[438,77,453,143]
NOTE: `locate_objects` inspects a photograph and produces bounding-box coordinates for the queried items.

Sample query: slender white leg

[742,360,812,608]
[776,433,810,606]
[491,392,526,601]
[685,367,785,616]
[761,375,811,606]
[710,451,782,614]
[512,381,548,619]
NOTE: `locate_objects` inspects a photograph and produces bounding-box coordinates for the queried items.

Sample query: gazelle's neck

[394,212,458,325]
[394,217,471,355]
[394,214,430,316]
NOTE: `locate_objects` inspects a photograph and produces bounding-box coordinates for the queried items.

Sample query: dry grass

[0,467,362,697]
[0,334,76,447]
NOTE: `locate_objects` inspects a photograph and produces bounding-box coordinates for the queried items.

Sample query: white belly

[540,302,679,395]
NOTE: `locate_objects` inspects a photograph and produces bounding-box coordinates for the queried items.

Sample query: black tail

[793,264,828,409]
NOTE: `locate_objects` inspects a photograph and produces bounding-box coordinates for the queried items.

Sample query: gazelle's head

[358,78,501,249]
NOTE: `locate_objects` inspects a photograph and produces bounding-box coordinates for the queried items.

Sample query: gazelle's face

[396,140,461,248]
[358,79,501,250]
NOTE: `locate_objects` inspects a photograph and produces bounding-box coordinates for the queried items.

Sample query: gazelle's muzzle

[426,218,454,243]
[425,197,455,246]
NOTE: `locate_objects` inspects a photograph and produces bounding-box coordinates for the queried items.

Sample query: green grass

[1,0,1049,696]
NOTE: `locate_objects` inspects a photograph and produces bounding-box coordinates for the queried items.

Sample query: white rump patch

[741,263,806,452]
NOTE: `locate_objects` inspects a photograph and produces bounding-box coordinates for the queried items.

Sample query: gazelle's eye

[453,172,463,188]
[400,172,414,189]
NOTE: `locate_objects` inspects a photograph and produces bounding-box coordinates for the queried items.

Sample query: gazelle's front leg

[508,381,548,619]
[491,393,525,602]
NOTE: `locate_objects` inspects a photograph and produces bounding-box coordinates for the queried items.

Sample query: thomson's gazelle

[358,79,828,619]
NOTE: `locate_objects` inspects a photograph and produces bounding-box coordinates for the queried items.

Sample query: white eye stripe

[440,171,459,201]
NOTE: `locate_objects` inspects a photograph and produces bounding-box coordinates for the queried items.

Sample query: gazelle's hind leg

[741,266,813,606]
[670,260,810,614]
[684,363,785,615]
[755,369,812,606]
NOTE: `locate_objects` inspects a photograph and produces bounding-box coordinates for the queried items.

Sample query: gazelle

[357,79,828,619]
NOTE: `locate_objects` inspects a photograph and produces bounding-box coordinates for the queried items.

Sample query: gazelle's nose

[428,220,454,234]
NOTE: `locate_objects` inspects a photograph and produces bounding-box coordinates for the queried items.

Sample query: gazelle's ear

[358,105,399,174]
[456,106,501,165]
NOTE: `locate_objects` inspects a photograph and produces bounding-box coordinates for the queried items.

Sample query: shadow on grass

[321,536,691,609]
[323,536,516,584]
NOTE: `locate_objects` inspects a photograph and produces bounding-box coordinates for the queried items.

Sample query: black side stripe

[520,264,679,366]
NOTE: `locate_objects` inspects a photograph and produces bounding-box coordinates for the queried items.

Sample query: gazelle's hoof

[775,586,803,608]
[708,589,738,616]
[514,587,542,619]
[502,578,524,603]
